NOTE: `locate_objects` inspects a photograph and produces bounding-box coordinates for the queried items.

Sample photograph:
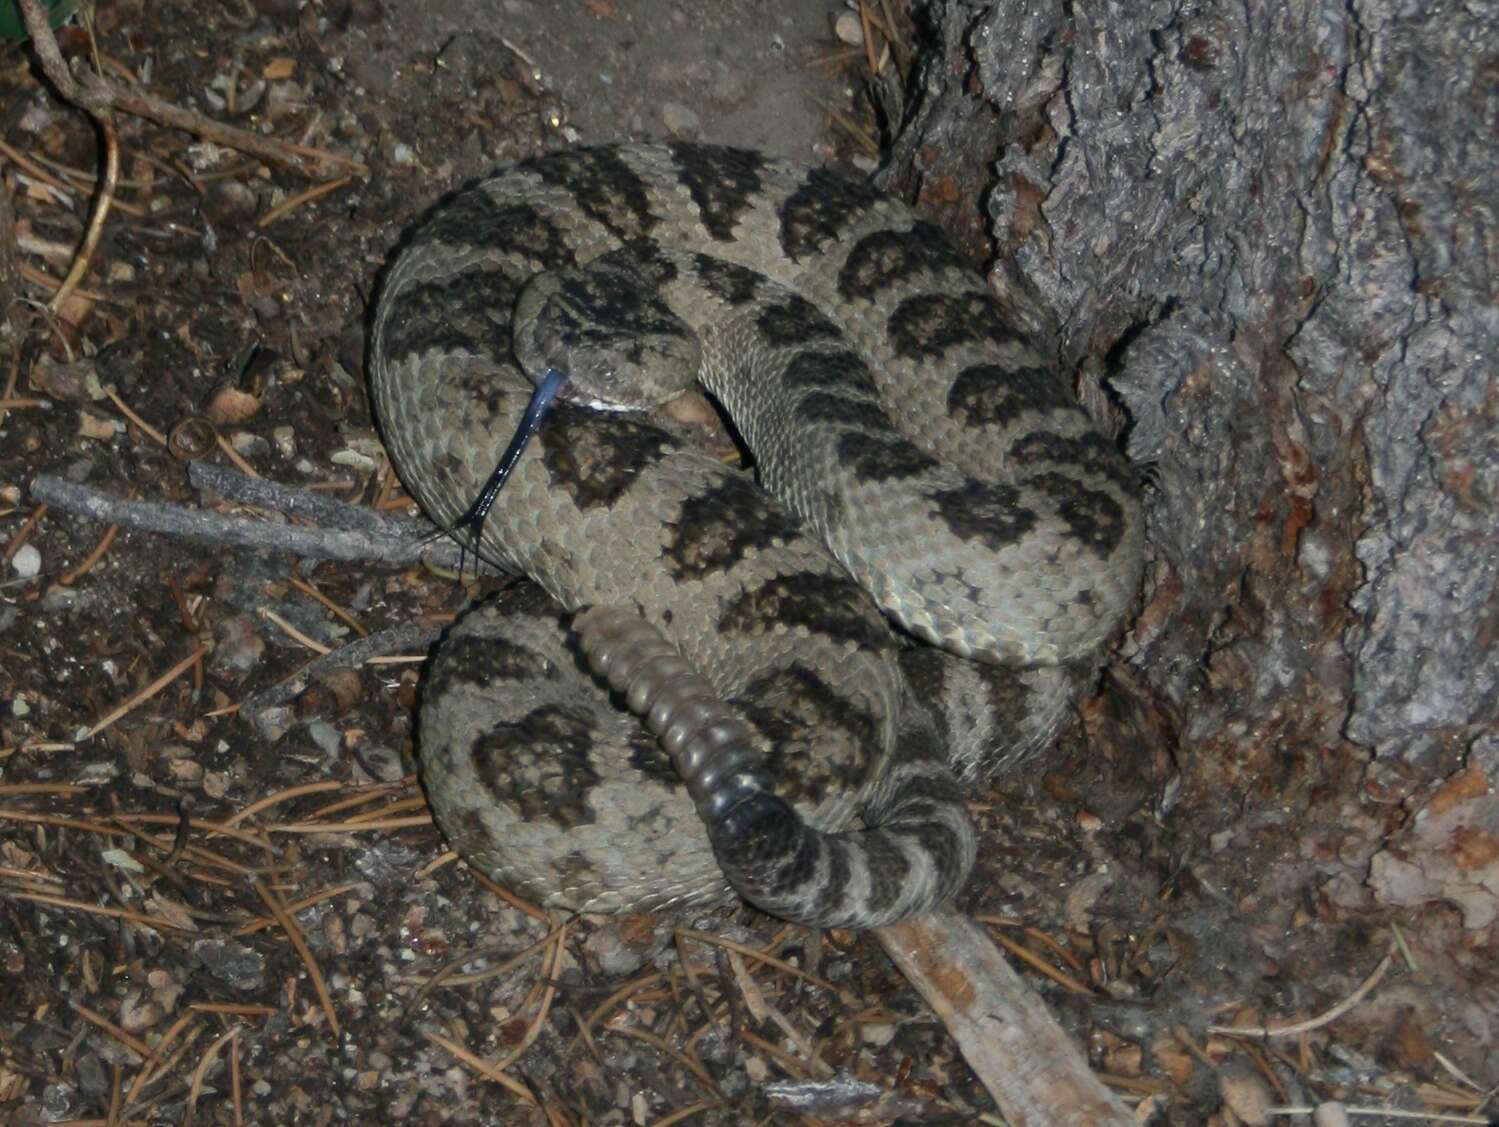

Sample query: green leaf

[0,0,81,43]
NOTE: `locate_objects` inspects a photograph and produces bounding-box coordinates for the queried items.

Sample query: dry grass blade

[674,929,843,997]
[1,889,194,932]
[257,175,353,227]
[421,1030,538,1102]
[213,430,260,477]
[643,1099,721,1127]
[1207,949,1395,1038]
[105,1062,123,1127]
[461,863,550,921]
[58,523,119,585]
[121,1011,196,1110]
[582,972,664,1031]
[265,814,432,834]
[72,1001,151,1059]
[85,645,208,739]
[187,1002,276,1018]
[229,1026,244,1126]
[103,387,168,446]
[737,1028,811,1079]
[986,926,1095,995]
[256,607,331,654]
[182,1025,239,1127]
[0,342,19,431]
[288,575,368,636]
[603,1025,722,1098]
[252,880,341,1038]
[223,780,349,828]
[306,780,416,821]
[489,922,568,1071]
[407,920,565,1017]
[0,783,89,797]
[234,883,359,936]
[49,117,116,312]
[4,502,46,562]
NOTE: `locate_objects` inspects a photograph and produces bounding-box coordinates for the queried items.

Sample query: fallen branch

[28,469,498,575]
[237,621,443,718]
[875,909,1134,1126]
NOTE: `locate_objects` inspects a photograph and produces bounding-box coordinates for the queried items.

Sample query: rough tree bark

[884,0,1497,926]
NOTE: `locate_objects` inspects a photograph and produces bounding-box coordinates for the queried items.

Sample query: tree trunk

[884,0,1497,922]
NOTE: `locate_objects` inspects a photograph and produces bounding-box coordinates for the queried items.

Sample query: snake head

[512,252,702,410]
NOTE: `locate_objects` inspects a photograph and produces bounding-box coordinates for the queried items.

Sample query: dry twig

[1207,950,1395,1039]
[252,880,341,1038]
[875,908,1134,1126]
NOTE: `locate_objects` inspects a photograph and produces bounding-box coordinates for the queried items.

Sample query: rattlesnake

[369,143,1143,927]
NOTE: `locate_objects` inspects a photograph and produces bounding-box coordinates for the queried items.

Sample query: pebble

[860,1021,896,1046]
[306,719,342,759]
[1217,1064,1273,1125]
[834,11,863,45]
[661,101,700,137]
[10,543,40,578]
[1312,1102,1350,1127]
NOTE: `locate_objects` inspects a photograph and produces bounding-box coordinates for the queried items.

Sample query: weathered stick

[876,909,1133,1126]
[238,621,445,718]
[29,468,504,577]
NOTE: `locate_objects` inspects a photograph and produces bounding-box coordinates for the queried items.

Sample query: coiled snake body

[370,143,1143,927]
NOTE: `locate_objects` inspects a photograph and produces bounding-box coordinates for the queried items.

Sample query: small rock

[355,743,406,783]
[306,720,342,759]
[661,101,700,137]
[192,939,267,991]
[207,180,260,224]
[101,849,145,873]
[118,989,163,1033]
[9,542,38,578]
[1218,1062,1273,1125]
[41,585,80,613]
[212,614,266,676]
[250,703,294,743]
[265,80,307,120]
[316,666,363,715]
[833,11,863,45]
[581,914,663,978]
[228,431,269,458]
[1312,1102,1350,1127]
[209,380,264,424]
[184,141,232,172]
[860,1021,896,1046]
[78,411,121,442]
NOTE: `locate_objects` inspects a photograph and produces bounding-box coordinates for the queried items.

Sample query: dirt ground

[1,1,1494,1124]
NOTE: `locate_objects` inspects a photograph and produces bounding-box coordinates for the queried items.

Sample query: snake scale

[369,143,1143,928]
